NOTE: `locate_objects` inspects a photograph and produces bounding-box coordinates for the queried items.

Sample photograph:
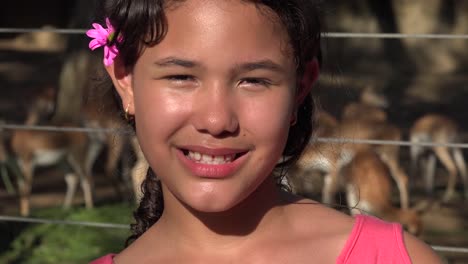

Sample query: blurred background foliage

[0,204,133,263]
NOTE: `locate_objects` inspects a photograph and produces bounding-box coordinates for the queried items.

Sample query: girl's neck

[152,177,289,252]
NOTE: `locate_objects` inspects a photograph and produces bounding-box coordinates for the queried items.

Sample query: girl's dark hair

[97,0,322,245]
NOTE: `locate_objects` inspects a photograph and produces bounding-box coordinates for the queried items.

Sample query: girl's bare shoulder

[278,194,356,262]
[287,198,354,232]
[281,192,355,233]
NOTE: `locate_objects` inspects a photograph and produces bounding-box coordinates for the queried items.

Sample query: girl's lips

[176,146,250,179]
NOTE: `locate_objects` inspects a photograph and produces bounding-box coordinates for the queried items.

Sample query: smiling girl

[88,0,442,263]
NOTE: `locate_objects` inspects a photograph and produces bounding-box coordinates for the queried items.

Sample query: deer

[51,43,148,205]
[342,149,422,235]
[287,109,339,198]
[80,60,151,203]
[10,87,94,216]
[313,109,339,138]
[409,113,467,202]
[288,109,410,210]
[341,86,389,122]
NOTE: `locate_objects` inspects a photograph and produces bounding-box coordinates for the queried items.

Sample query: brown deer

[341,86,389,122]
[313,109,339,138]
[409,113,467,202]
[289,117,410,210]
[287,110,338,198]
[10,88,94,216]
[80,66,146,202]
[342,149,422,235]
[56,48,145,203]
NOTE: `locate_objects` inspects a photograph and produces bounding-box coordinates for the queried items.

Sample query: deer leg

[105,134,128,199]
[84,138,102,184]
[433,146,458,202]
[120,140,135,200]
[63,172,78,209]
[322,169,339,206]
[424,154,436,197]
[381,156,409,210]
[345,183,361,216]
[17,159,34,216]
[81,172,94,209]
[410,142,424,181]
[452,148,468,199]
[131,136,148,203]
[68,155,94,209]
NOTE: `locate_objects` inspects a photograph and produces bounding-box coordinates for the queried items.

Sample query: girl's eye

[165,75,195,81]
[239,78,271,87]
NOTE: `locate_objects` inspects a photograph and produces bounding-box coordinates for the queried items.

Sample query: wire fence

[2,122,468,149]
[0,215,467,254]
[2,27,468,39]
[1,27,468,256]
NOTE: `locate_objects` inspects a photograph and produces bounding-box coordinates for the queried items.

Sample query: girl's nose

[192,85,239,137]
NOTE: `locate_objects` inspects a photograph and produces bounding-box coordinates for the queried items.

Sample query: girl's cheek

[134,90,193,131]
[241,96,292,138]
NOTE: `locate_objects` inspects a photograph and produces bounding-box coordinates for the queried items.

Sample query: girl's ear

[105,57,135,115]
[296,58,320,105]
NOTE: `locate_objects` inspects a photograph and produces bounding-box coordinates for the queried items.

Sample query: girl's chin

[180,188,247,213]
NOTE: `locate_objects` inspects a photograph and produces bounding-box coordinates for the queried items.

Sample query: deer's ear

[105,58,135,114]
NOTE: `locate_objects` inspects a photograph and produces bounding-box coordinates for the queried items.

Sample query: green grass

[0,203,134,264]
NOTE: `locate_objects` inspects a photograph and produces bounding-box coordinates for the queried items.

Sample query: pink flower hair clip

[86,18,120,66]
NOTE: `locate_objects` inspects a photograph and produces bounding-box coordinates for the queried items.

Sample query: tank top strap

[336,214,412,264]
[89,253,116,264]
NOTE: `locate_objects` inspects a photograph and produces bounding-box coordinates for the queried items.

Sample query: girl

[87,0,442,263]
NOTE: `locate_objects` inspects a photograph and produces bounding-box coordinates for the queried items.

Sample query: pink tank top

[336,214,412,263]
[90,215,411,264]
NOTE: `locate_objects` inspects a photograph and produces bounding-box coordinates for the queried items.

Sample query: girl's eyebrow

[234,60,285,74]
[153,57,199,68]
[153,57,285,73]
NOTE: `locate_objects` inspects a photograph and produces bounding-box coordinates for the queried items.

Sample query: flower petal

[86,28,108,40]
[105,18,115,32]
[89,39,106,50]
[103,45,118,66]
[92,23,105,31]
[87,18,120,66]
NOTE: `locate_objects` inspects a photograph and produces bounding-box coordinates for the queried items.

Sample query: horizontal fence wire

[324,32,468,39]
[431,246,468,254]
[0,215,128,229]
[0,28,86,34]
[2,123,468,149]
[0,215,467,254]
[0,123,133,135]
[1,27,468,39]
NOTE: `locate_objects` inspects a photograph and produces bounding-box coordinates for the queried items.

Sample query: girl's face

[113,0,297,212]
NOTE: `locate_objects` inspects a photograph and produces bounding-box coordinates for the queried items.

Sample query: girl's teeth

[214,156,225,163]
[187,151,235,164]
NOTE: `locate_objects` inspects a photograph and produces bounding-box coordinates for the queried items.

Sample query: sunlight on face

[128,0,297,212]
